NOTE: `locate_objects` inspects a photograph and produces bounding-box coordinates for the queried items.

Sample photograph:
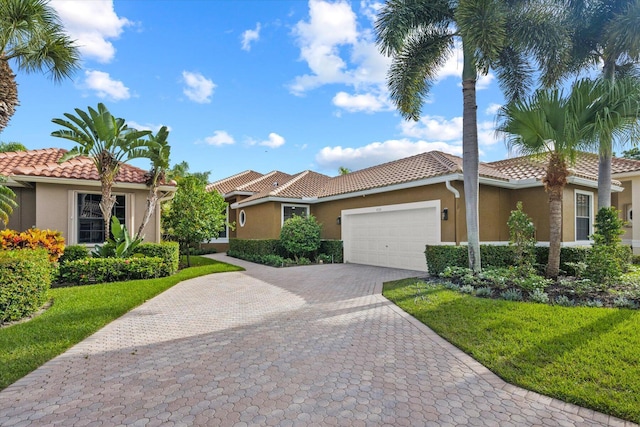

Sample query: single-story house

[206,150,640,271]
[0,148,175,245]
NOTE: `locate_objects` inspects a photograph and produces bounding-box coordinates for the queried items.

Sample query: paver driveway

[0,254,635,426]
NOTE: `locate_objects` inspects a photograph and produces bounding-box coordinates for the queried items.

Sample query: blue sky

[4,0,514,181]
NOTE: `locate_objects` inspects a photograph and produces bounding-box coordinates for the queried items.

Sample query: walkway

[0,254,634,426]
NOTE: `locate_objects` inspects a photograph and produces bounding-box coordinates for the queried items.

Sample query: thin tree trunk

[597,151,612,209]
[546,188,563,278]
[135,186,158,241]
[99,177,116,241]
[462,42,481,273]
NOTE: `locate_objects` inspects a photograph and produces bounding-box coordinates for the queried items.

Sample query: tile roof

[206,170,263,194]
[219,150,640,206]
[0,148,155,185]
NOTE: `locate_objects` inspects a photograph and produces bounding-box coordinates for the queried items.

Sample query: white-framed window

[239,210,246,227]
[281,204,309,225]
[71,192,129,244]
[575,190,594,241]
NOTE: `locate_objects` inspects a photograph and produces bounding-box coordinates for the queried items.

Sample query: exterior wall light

[441,208,448,221]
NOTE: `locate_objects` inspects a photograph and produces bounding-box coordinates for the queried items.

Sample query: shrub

[280,215,321,261]
[58,257,164,286]
[59,245,90,264]
[554,295,575,307]
[319,240,343,263]
[442,281,460,291]
[586,299,604,308]
[507,202,536,271]
[613,295,638,309]
[0,228,65,262]
[0,249,52,323]
[584,208,632,285]
[475,287,493,298]
[512,273,551,292]
[459,284,475,294]
[228,239,285,257]
[137,242,180,276]
[529,289,550,304]
[500,289,523,301]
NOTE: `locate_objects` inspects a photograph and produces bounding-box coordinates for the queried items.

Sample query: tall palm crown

[497,80,597,278]
[0,0,80,132]
[51,103,151,239]
[375,0,567,272]
[563,0,640,208]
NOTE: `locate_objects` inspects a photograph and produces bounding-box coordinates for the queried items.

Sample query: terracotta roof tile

[239,171,331,204]
[237,171,294,193]
[0,148,153,184]
[206,170,263,194]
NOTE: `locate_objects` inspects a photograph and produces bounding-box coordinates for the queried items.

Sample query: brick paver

[0,254,635,426]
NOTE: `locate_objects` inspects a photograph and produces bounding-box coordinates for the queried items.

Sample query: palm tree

[0,141,26,152]
[375,0,567,272]
[0,0,80,133]
[497,80,596,278]
[0,175,17,226]
[338,166,351,175]
[135,126,171,241]
[51,103,151,239]
[564,0,640,208]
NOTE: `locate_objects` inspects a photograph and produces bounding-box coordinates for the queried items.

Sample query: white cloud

[83,70,130,100]
[181,71,216,103]
[51,0,132,63]
[259,133,286,148]
[485,103,502,115]
[127,121,170,133]
[399,115,499,147]
[241,23,261,51]
[332,91,389,113]
[315,139,463,171]
[204,130,235,146]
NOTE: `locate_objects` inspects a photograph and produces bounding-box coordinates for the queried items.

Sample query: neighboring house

[207,150,640,272]
[0,148,175,245]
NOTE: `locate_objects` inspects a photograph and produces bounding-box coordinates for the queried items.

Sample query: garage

[341,201,441,271]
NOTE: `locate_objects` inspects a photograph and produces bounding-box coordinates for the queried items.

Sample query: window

[239,210,246,227]
[208,206,229,242]
[575,191,593,241]
[77,193,126,244]
[281,204,309,225]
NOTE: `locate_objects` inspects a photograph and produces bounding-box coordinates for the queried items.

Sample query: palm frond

[0,178,17,226]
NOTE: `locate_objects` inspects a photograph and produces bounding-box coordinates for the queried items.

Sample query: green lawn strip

[383,278,640,424]
[0,256,243,391]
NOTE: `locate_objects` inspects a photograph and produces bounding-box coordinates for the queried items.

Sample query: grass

[0,256,243,391]
[383,278,640,424]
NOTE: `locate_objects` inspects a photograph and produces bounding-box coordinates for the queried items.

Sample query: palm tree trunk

[597,151,612,209]
[546,188,563,278]
[136,187,158,241]
[0,58,19,133]
[99,176,116,241]
[462,42,481,273]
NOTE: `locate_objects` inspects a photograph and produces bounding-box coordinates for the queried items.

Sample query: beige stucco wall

[33,182,161,245]
[615,180,633,243]
[235,202,281,239]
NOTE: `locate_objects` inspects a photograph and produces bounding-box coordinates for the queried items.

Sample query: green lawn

[0,256,243,391]
[383,278,640,424]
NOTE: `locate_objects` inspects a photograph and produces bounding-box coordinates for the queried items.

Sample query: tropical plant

[338,166,351,175]
[0,0,80,132]
[622,147,640,160]
[497,80,594,278]
[374,0,567,273]
[0,175,16,226]
[507,201,536,272]
[51,103,151,238]
[0,142,26,152]
[92,216,142,258]
[135,126,171,240]
[162,175,227,267]
[563,1,640,208]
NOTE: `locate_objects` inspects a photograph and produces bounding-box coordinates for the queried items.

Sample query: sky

[4,0,531,182]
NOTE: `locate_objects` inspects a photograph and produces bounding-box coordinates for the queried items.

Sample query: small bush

[459,284,475,294]
[442,281,460,291]
[260,254,286,267]
[613,296,638,309]
[297,256,312,265]
[508,202,537,270]
[500,289,523,301]
[529,289,550,304]
[280,215,321,261]
[229,239,285,257]
[137,242,180,276]
[0,228,65,262]
[554,295,575,307]
[318,240,343,263]
[0,249,52,323]
[512,274,551,292]
[59,245,90,264]
[586,299,604,308]
[476,287,493,298]
[58,257,164,286]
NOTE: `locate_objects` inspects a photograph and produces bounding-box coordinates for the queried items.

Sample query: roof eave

[9,175,169,191]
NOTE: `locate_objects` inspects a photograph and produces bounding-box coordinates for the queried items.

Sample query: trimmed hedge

[59,245,90,264]
[228,238,344,265]
[58,257,164,286]
[425,245,591,275]
[1,249,52,324]
[137,242,180,276]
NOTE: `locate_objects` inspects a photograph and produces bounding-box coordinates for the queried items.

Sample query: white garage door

[342,201,441,271]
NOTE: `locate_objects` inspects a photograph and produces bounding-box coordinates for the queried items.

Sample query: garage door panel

[343,202,440,272]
